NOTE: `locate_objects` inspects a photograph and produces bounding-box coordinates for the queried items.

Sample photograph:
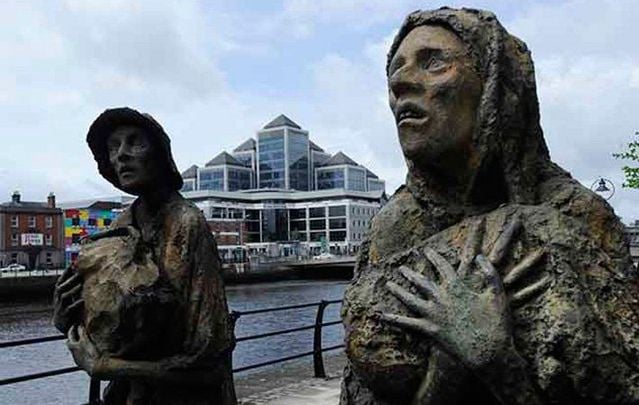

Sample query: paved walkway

[239,377,341,404]
[235,352,345,405]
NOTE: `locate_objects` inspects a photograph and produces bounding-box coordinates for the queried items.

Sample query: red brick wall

[2,211,64,249]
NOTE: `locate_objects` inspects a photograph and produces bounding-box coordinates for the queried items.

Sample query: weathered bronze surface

[53,107,237,404]
[340,8,639,404]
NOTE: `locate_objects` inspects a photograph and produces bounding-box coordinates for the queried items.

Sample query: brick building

[0,191,65,269]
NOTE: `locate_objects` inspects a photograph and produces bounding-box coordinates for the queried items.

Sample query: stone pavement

[239,376,341,404]
[235,351,345,404]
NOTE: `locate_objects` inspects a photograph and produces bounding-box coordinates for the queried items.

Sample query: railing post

[88,378,101,404]
[313,300,328,378]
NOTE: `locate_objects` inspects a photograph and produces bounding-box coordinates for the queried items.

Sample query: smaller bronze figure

[53,108,237,404]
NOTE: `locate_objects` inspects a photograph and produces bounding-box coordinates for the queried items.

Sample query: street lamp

[591,177,615,200]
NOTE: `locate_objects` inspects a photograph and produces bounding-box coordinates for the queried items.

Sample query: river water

[0,279,348,404]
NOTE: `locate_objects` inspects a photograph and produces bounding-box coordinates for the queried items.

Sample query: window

[28,216,36,228]
[88,218,97,227]
[103,218,112,227]
[10,253,17,264]
[46,234,53,246]
[289,208,306,220]
[329,218,346,229]
[45,216,53,228]
[11,234,18,246]
[330,231,346,241]
[46,252,52,265]
[328,206,346,217]
[11,216,18,228]
[310,219,326,230]
[210,207,225,219]
[309,207,325,218]
[72,217,80,226]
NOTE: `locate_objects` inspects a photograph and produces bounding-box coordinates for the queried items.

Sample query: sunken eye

[421,56,448,72]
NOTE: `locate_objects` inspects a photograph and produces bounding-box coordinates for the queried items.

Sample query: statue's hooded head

[388,7,564,206]
[86,107,183,195]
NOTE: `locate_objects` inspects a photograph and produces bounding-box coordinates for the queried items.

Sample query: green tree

[613,131,639,188]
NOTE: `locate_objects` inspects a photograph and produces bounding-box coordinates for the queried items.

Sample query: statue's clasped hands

[378,216,551,372]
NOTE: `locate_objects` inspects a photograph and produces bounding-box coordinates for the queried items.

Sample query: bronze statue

[340,8,639,404]
[53,108,237,404]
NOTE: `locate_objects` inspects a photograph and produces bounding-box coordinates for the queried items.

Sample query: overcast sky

[1,0,638,223]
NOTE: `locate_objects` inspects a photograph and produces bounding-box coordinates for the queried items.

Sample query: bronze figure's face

[388,25,482,172]
[107,125,160,195]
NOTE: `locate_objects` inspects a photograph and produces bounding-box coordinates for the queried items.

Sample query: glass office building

[179,114,387,256]
[258,129,286,189]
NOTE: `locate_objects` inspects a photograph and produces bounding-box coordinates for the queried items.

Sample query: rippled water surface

[0,279,348,404]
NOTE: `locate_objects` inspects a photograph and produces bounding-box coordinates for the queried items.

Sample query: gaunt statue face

[388,25,482,174]
[107,125,161,195]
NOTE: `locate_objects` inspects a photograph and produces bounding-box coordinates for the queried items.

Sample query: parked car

[0,263,26,273]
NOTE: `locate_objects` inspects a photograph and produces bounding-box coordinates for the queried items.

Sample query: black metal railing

[0,299,344,404]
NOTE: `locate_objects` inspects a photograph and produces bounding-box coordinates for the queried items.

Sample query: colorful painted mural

[64,208,120,266]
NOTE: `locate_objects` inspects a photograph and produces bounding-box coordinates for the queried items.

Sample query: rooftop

[263,114,301,130]
[205,152,246,167]
[181,164,199,179]
[233,138,256,152]
[320,151,359,167]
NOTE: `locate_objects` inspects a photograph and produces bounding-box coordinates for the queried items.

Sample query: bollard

[88,378,101,404]
[313,300,329,378]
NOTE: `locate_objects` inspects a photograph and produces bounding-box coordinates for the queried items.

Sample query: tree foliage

[613,132,639,188]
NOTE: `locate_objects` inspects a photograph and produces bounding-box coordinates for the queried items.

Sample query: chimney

[11,191,20,204]
[47,192,56,208]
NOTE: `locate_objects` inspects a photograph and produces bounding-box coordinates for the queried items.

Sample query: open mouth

[119,167,135,176]
[396,103,427,124]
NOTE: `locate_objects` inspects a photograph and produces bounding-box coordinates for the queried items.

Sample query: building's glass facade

[232,152,254,170]
[261,207,288,242]
[347,167,367,192]
[368,179,385,192]
[317,168,345,190]
[199,168,224,190]
[227,168,252,191]
[287,131,309,191]
[181,179,196,192]
[258,130,286,189]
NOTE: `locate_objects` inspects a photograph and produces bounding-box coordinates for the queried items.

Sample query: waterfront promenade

[0,280,348,404]
[236,352,344,404]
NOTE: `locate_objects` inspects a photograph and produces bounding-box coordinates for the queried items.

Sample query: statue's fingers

[475,254,505,296]
[510,276,552,307]
[378,312,439,336]
[398,266,440,300]
[503,248,546,288]
[55,266,76,288]
[67,324,79,344]
[488,214,522,266]
[61,283,82,302]
[458,218,485,277]
[423,247,456,283]
[387,281,438,318]
[67,299,84,312]
[57,272,82,293]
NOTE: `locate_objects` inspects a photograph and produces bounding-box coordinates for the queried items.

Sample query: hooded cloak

[341,8,639,405]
